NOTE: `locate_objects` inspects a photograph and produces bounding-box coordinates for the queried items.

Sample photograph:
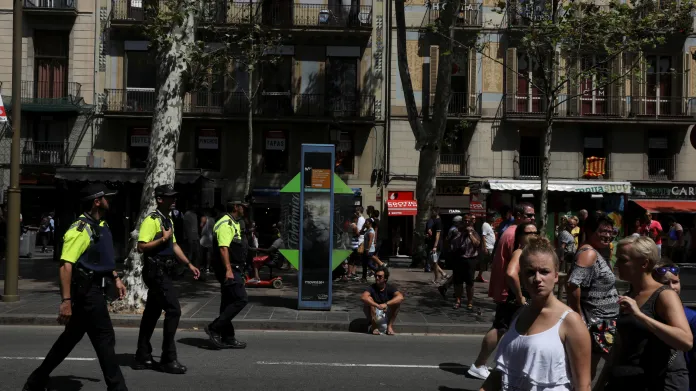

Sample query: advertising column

[298,145,335,310]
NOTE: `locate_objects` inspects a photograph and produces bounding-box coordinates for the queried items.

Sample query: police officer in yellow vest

[204,200,248,349]
[133,184,200,374]
[23,184,128,391]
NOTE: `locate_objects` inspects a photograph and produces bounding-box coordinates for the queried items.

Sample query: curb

[0,314,491,335]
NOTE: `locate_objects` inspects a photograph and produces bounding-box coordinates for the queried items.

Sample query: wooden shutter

[567,55,579,115]
[628,52,645,115]
[430,45,439,104]
[506,47,518,111]
[684,52,691,114]
[468,48,477,114]
[611,54,624,116]
[672,54,684,115]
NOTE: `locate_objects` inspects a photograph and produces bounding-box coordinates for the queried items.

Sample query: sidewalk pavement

[0,252,497,335]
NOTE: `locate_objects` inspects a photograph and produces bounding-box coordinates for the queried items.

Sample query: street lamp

[3,0,23,302]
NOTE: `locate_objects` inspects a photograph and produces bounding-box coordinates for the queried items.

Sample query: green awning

[4,97,88,113]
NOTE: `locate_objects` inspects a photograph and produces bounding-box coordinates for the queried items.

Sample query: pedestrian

[426,207,448,284]
[183,204,199,268]
[205,200,249,349]
[199,208,215,274]
[567,214,620,380]
[652,261,696,391]
[480,236,591,391]
[478,211,496,283]
[503,221,539,307]
[468,202,536,380]
[361,218,378,282]
[667,216,685,263]
[598,236,692,390]
[439,214,480,310]
[23,184,128,391]
[641,211,663,258]
[133,184,200,374]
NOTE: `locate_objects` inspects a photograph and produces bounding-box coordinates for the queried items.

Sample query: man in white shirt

[478,211,496,283]
[356,205,366,247]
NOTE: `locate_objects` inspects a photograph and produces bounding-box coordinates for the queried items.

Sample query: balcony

[21,141,66,166]
[262,3,372,29]
[446,93,481,117]
[564,95,625,118]
[646,157,676,181]
[516,155,541,179]
[437,154,468,177]
[103,89,376,120]
[426,3,483,28]
[630,96,693,118]
[4,81,82,112]
[24,0,77,14]
[505,94,549,117]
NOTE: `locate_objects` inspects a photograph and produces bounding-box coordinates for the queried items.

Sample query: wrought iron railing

[438,154,468,176]
[262,3,372,27]
[517,155,541,179]
[21,140,66,165]
[24,0,76,10]
[646,157,676,181]
[426,3,483,27]
[631,96,692,118]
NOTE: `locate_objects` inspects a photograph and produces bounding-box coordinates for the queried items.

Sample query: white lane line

[0,357,95,361]
[256,361,461,369]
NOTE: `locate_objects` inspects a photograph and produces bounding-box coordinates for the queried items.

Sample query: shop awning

[387,200,417,216]
[486,179,632,194]
[632,200,696,214]
[55,168,209,184]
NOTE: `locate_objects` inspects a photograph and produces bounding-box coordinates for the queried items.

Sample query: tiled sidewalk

[0,256,496,334]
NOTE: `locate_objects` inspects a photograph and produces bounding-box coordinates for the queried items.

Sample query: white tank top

[494,309,573,391]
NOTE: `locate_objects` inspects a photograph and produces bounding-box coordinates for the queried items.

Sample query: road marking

[256,361,461,369]
[0,357,95,361]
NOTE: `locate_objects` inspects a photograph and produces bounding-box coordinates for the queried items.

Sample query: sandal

[467,304,474,311]
[453,302,461,309]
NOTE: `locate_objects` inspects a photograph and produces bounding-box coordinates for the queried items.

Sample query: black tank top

[610,285,688,390]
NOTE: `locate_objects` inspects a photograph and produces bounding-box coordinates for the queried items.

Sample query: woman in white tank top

[480,237,592,391]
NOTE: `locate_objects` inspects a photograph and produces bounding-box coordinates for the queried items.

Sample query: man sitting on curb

[361,267,404,335]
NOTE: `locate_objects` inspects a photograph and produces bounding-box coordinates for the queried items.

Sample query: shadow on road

[439,362,469,376]
[48,375,100,390]
[438,387,478,391]
[177,337,219,350]
[115,353,140,368]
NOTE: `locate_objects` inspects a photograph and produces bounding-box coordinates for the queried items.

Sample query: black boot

[222,337,247,349]
[204,325,225,349]
[160,359,187,374]
[132,354,156,370]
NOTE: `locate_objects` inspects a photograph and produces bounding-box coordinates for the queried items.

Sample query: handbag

[357,242,365,255]
[586,318,617,354]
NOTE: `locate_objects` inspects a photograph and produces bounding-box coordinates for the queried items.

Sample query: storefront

[485,179,632,240]
[628,183,696,235]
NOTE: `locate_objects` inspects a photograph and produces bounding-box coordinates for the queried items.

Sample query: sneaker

[467,363,491,380]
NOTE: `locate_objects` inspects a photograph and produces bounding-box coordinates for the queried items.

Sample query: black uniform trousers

[210,269,248,338]
[27,284,128,391]
[136,264,181,363]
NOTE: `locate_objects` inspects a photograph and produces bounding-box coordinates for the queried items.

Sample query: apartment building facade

[386,0,696,252]
[0,0,387,254]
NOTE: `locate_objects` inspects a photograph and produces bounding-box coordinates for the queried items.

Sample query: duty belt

[149,256,177,268]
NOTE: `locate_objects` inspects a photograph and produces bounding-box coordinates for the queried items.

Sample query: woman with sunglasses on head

[479,237,591,391]
[566,214,620,380]
[597,237,692,391]
[653,261,696,391]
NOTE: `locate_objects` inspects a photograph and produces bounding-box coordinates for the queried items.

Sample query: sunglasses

[654,266,679,276]
[524,213,536,218]
[523,231,539,235]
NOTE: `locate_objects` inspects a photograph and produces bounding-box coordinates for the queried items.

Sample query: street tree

[445,0,694,234]
[394,0,464,265]
[116,0,282,309]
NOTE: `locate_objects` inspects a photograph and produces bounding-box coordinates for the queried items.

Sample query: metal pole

[3,0,22,302]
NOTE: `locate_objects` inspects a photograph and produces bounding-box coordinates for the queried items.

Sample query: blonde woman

[598,236,692,391]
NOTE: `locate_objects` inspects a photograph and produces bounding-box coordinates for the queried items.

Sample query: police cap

[154,184,178,197]
[80,183,118,201]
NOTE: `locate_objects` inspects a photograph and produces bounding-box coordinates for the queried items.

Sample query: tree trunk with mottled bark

[244,65,253,199]
[539,95,554,236]
[394,0,459,266]
[114,0,197,311]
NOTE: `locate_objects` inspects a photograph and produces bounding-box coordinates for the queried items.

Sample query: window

[516,53,543,112]
[196,129,220,171]
[583,136,607,178]
[34,30,69,99]
[518,136,541,178]
[260,57,293,115]
[579,56,610,115]
[192,68,224,113]
[126,51,156,89]
[646,55,672,111]
[335,131,354,174]
[128,127,150,168]
[263,130,288,173]
[327,57,358,116]
[647,136,673,180]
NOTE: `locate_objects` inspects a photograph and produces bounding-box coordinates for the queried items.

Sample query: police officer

[204,200,248,349]
[133,184,200,374]
[23,184,128,391]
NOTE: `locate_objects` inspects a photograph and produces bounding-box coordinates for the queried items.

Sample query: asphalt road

[0,326,488,391]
